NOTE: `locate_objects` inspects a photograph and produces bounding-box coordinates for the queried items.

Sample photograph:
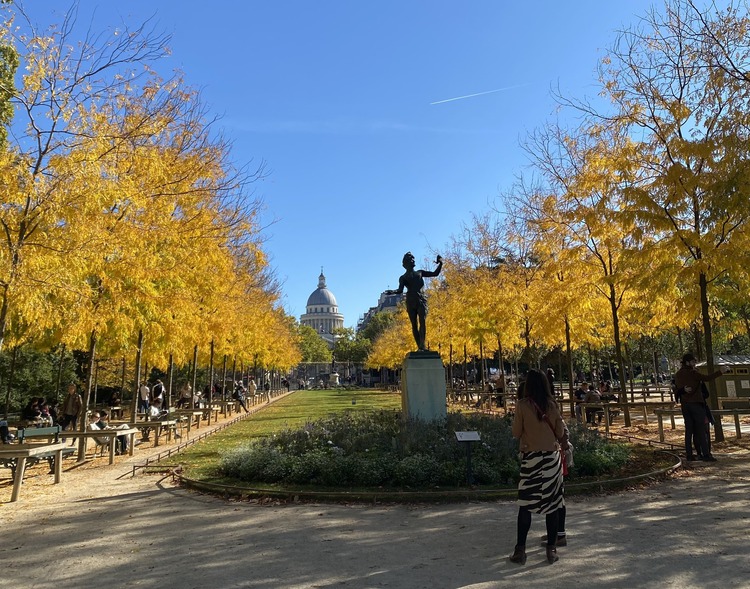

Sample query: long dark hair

[525,369,552,417]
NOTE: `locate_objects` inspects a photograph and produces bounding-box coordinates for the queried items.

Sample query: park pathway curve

[2,427,749,589]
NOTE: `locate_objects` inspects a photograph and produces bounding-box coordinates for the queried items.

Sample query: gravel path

[2,412,749,589]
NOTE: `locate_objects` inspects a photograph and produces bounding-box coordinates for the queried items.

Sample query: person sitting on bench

[584,386,603,424]
[95,410,129,454]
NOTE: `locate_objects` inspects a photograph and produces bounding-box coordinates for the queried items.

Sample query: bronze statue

[385,252,443,351]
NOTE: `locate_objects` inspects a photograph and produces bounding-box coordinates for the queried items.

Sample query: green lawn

[161,388,401,479]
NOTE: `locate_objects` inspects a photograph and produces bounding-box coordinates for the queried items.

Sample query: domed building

[300,269,344,347]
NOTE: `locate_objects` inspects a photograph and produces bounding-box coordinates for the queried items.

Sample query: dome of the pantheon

[300,270,344,346]
[306,272,338,308]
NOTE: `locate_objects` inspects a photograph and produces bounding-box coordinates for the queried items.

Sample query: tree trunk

[449,343,453,388]
[93,361,99,406]
[624,342,635,398]
[692,323,703,360]
[55,344,66,404]
[700,271,724,441]
[120,357,126,400]
[3,345,19,419]
[130,330,143,420]
[0,283,9,355]
[191,345,198,409]
[479,339,485,390]
[609,284,631,427]
[208,340,215,425]
[221,354,227,401]
[565,317,574,418]
[77,330,97,461]
[167,353,174,409]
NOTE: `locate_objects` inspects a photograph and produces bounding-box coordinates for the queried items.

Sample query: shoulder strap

[529,398,559,439]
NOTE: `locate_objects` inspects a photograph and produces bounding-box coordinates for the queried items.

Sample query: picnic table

[0,442,67,502]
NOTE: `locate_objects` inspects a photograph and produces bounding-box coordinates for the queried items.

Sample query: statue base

[401,351,447,422]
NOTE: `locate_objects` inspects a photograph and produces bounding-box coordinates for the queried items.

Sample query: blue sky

[22,1,657,327]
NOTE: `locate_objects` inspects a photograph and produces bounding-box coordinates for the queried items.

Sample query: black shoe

[702,455,717,462]
[546,546,559,564]
[686,456,698,462]
[509,545,526,565]
[540,535,567,547]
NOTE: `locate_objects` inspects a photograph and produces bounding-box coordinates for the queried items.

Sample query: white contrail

[430,83,529,105]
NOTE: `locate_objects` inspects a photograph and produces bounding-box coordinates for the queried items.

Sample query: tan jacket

[512,397,565,452]
[62,392,82,417]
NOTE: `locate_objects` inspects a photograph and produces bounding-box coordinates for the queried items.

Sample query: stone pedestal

[401,351,447,421]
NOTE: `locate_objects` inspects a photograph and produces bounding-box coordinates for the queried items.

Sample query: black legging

[516,507,559,547]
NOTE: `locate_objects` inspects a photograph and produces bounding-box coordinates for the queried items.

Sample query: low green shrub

[219,410,631,489]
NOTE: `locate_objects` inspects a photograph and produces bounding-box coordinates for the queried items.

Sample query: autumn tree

[0,4,297,426]
[298,324,333,363]
[591,0,750,436]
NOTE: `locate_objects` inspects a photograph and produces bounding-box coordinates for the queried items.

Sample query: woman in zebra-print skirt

[509,369,568,565]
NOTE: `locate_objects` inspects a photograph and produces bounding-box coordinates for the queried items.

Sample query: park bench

[0,436,69,502]
[202,406,220,423]
[0,426,75,476]
[59,427,138,463]
[0,425,75,478]
[118,419,181,446]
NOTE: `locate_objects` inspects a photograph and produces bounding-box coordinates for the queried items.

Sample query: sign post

[455,431,481,486]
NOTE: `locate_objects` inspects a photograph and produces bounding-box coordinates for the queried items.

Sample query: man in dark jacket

[674,353,725,462]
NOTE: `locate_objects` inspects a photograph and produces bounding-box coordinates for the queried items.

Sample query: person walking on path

[674,353,726,462]
[151,379,165,408]
[509,369,567,565]
[247,377,258,403]
[58,383,82,431]
[232,381,250,413]
[138,381,150,413]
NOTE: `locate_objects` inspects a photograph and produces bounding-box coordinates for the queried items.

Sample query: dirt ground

[2,414,750,589]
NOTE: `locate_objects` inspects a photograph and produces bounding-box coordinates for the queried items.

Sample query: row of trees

[367,0,750,438]
[0,5,300,416]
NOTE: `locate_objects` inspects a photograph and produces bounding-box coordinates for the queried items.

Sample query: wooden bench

[60,428,138,463]
[172,410,203,434]
[0,440,69,501]
[579,403,620,434]
[119,419,180,446]
[0,426,76,475]
[202,406,220,423]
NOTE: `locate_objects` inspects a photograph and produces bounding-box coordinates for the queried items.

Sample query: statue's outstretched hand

[435,255,443,264]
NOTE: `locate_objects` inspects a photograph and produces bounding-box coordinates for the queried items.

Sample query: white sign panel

[455,431,481,442]
[726,381,737,397]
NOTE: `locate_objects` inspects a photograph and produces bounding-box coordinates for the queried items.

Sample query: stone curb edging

[167,450,683,504]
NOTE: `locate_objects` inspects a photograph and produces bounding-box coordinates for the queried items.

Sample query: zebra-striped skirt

[517,450,565,515]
